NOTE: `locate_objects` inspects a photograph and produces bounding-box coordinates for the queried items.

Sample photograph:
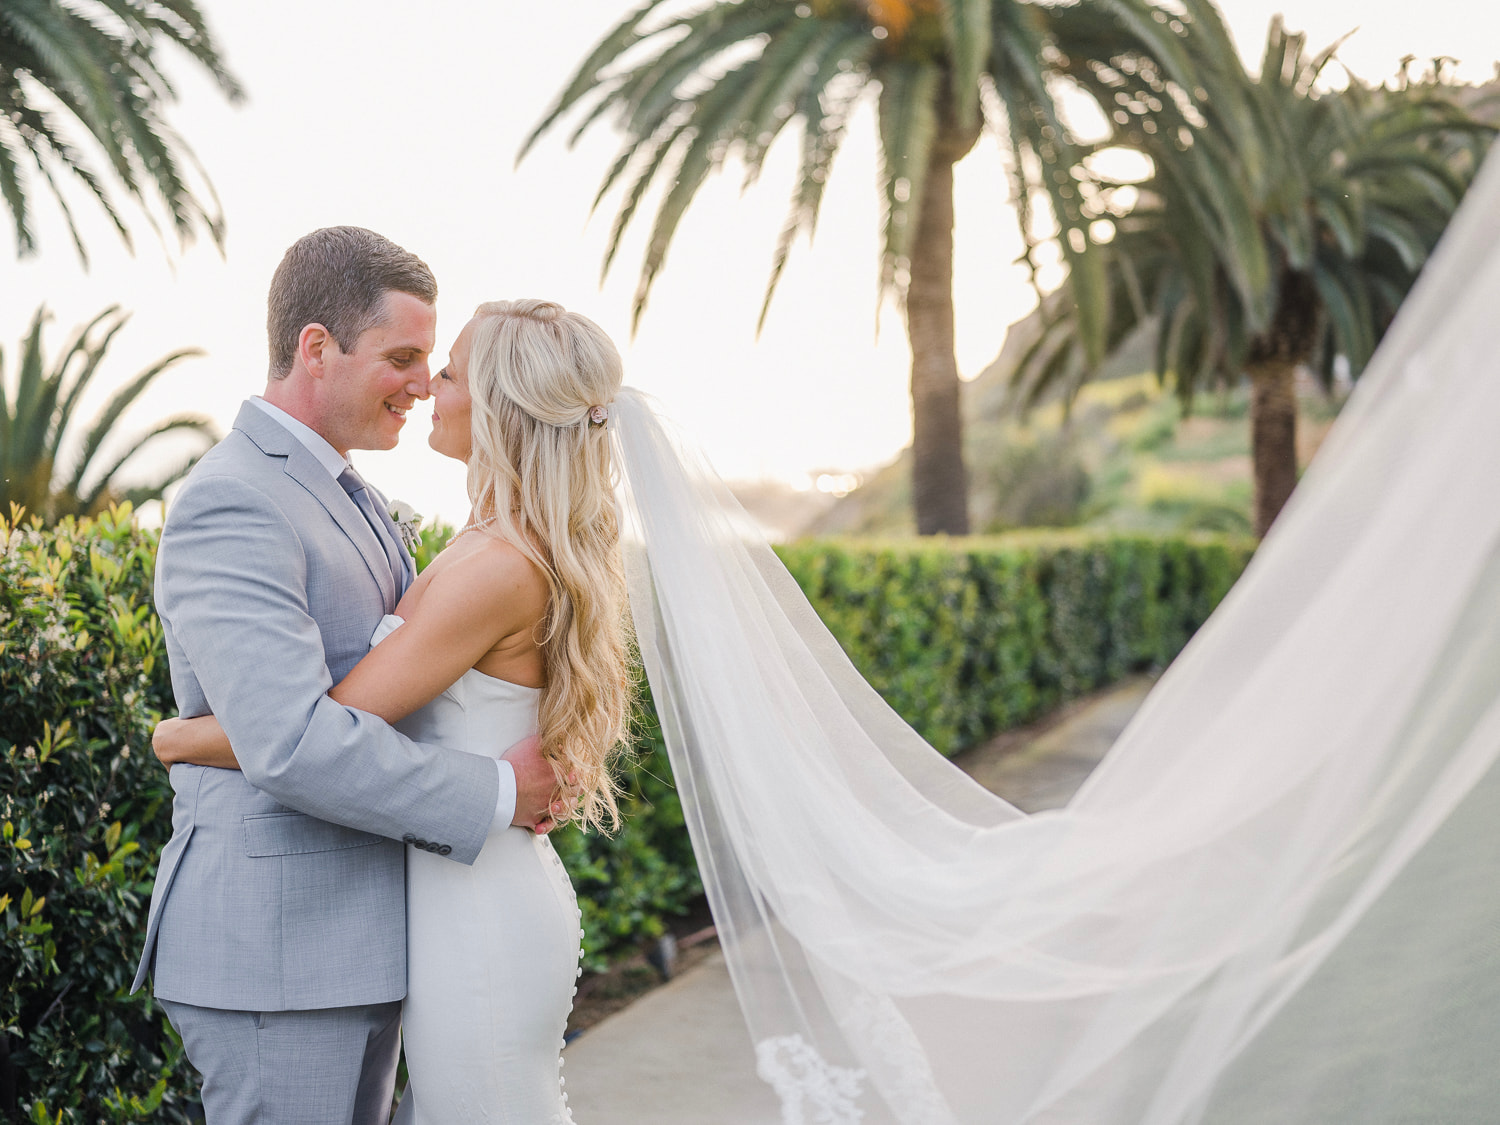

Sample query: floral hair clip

[588,404,609,427]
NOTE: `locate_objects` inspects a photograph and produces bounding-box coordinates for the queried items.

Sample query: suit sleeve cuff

[494,758,517,830]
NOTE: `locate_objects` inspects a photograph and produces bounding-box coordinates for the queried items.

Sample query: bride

[160,148,1500,1123]
[154,299,631,1123]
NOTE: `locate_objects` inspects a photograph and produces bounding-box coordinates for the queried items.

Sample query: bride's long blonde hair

[464,299,631,830]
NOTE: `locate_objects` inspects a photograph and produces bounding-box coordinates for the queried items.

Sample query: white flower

[388,499,424,553]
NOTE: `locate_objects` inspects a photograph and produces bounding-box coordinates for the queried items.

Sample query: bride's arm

[329,542,546,722]
[152,542,547,770]
[153,714,239,768]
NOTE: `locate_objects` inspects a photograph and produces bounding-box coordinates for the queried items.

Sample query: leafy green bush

[0,506,194,1123]
[779,533,1253,754]
[552,681,702,971]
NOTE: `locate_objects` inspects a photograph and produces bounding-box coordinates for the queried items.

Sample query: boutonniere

[387,499,424,554]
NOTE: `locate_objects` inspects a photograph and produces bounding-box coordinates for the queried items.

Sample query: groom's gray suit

[133,400,500,1118]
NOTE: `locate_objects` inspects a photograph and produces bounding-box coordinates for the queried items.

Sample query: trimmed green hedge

[552,682,701,971]
[0,507,194,1122]
[780,533,1253,755]
[3,514,1250,1112]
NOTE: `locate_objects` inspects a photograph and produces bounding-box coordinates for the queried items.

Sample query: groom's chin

[376,414,407,447]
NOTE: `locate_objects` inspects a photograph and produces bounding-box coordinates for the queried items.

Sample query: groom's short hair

[266,226,438,378]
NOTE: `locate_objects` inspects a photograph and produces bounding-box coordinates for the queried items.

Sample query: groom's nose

[407,363,432,400]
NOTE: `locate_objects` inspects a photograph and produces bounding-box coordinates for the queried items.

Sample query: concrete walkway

[560,677,1155,1124]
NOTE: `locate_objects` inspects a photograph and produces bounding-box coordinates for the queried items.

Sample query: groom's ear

[298,323,336,378]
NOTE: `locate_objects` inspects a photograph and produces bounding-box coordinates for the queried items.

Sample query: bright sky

[3,0,1497,527]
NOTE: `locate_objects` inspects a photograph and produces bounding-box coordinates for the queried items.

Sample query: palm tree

[1011,15,1494,535]
[0,305,217,523]
[521,0,1206,535]
[0,0,243,262]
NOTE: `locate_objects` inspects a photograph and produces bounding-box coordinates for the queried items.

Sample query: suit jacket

[131,400,499,1010]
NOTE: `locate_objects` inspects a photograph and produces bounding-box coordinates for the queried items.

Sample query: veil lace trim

[755,1035,866,1125]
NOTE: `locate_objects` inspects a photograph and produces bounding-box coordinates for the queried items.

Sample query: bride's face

[429,319,475,462]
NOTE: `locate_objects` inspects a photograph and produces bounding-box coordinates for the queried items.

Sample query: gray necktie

[337,465,405,590]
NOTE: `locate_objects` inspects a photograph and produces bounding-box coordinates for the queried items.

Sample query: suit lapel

[364,480,417,591]
[233,402,399,611]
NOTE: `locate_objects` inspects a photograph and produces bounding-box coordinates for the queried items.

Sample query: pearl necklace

[457,513,499,538]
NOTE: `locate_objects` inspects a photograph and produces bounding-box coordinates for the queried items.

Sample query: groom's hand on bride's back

[504,733,576,835]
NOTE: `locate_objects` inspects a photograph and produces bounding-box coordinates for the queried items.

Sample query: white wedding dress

[377,615,582,1125]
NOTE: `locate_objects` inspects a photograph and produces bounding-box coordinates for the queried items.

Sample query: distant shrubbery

[4,514,1249,1112]
[0,507,194,1122]
[780,533,1252,754]
[552,683,701,971]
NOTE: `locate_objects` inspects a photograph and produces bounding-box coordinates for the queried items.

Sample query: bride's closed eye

[437,367,452,381]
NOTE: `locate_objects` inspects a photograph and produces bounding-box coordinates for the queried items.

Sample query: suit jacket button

[426,842,441,853]
[402,834,416,844]
[438,845,452,856]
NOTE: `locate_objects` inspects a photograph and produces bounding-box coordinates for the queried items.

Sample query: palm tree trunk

[907,146,969,536]
[1247,358,1298,538]
[1247,268,1320,537]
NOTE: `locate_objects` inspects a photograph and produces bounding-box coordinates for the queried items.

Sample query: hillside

[803,309,1342,539]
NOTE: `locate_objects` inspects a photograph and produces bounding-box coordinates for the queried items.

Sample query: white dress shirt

[249,397,518,829]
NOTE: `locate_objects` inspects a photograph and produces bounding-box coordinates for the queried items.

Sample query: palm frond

[518,0,676,162]
[631,59,766,328]
[759,25,876,330]
[51,307,129,450]
[74,412,216,513]
[874,58,939,303]
[600,118,696,281]
[0,303,209,522]
[1364,209,1430,272]
[110,451,200,513]
[608,3,790,147]
[736,14,846,185]
[9,306,53,470]
[0,0,240,260]
[0,123,35,256]
[941,0,988,130]
[64,346,203,497]
[1312,255,1375,373]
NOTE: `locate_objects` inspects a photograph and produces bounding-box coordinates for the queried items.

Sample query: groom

[131,227,563,1122]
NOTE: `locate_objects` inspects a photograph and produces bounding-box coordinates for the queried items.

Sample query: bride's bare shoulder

[420,532,550,617]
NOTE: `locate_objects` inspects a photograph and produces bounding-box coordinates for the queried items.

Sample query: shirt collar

[250,396,351,479]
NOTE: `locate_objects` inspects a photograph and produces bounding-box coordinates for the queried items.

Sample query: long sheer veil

[608,148,1500,1124]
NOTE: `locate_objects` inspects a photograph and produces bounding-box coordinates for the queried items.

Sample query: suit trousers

[160,997,402,1125]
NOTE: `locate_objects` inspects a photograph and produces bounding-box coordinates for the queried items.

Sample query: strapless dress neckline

[372,613,542,696]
